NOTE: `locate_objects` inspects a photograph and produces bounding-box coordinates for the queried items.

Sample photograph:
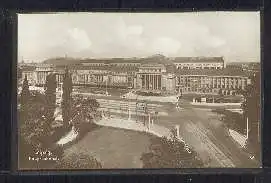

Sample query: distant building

[135,64,165,92]
[70,65,136,88]
[20,66,36,85]
[35,64,54,85]
[19,56,255,95]
[176,69,251,95]
[226,62,260,73]
[134,64,176,94]
[71,65,108,86]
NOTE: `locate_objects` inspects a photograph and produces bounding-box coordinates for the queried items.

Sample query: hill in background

[43,54,177,66]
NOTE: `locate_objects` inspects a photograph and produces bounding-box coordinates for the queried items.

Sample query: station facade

[19,56,252,96]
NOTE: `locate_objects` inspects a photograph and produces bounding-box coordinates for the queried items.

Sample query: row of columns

[37,71,50,85]
[141,74,161,90]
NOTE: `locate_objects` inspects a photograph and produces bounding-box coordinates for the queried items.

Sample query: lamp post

[144,102,148,126]
[104,75,110,118]
[155,111,158,124]
[106,75,108,95]
[135,94,139,122]
[128,95,131,121]
[127,87,134,121]
[148,113,151,130]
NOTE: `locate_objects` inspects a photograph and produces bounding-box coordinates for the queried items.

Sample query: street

[157,99,260,167]
[75,91,260,168]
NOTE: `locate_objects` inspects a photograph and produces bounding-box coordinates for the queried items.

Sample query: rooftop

[43,55,225,65]
[71,65,138,72]
[172,57,224,63]
[81,59,141,64]
[139,63,166,68]
[175,68,249,77]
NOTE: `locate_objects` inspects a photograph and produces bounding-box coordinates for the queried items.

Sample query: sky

[18,12,260,63]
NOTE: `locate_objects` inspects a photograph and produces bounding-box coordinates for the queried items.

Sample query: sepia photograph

[17,12,261,169]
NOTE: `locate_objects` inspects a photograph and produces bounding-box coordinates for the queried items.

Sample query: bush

[140,135,204,168]
[18,134,37,167]
[55,152,102,169]
[212,109,245,134]
[19,90,56,147]
[50,145,65,160]
[19,133,64,169]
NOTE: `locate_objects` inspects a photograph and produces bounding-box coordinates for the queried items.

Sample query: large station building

[19,55,253,96]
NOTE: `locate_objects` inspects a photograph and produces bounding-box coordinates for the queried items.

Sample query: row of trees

[213,72,260,136]
[241,72,260,157]
[62,68,73,128]
[19,73,59,169]
[20,72,57,148]
[212,108,245,135]
[19,68,102,169]
[242,72,261,131]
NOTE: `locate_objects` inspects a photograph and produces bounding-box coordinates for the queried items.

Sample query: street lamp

[128,92,131,121]
[135,94,139,122]
[144,102,148,126]
[105,75,108,95]
[155,111,158,124]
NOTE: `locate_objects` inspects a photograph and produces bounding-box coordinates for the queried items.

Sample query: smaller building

[20,66,36,85]
[176,68,251,95]
[71,66,107,86]
[35,64,54,85]
[54,66,66,88]
[70,65,136,89]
